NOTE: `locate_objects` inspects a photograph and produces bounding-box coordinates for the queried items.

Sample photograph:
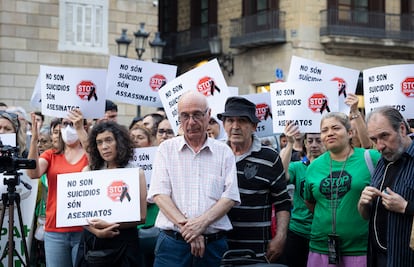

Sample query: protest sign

[363,64,414,119]
[30,75,41,108]
[242,92,274,137]
[56,168,141,227]
[288,56,360,114]
[270,81,339,133]
[40,65,107,119]
[0,172,38,267]
[106,56,177,107]
[0,133,16,147]
[158,59,231,134]
[129,146,158,189]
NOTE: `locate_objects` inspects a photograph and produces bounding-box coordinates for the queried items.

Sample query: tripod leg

[0,198,9,262]
[14,195,30,266]
[3,194,30,267]
[8,201,14,267]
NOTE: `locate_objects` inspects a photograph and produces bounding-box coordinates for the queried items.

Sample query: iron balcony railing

[174,24,220,58]
[320,9,414,41]
[230,10,286,48]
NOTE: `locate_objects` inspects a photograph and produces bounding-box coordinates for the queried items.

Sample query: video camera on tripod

[0,141,36,267]
[0,144,36,173]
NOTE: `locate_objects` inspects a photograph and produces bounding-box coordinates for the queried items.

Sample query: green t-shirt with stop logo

[304,148,380,256]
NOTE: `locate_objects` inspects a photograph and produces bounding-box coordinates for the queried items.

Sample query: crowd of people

[1,92,414,267]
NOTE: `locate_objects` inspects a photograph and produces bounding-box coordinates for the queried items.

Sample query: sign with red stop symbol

[255,103,272,121]
[149,74,167,92]
[76,80,97,101]
[197,76,221,96]
[308,93,330,113]
[401,77,414,97]
[107,180,131,202]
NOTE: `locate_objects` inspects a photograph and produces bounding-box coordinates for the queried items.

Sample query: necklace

[329,146,352,234]
[373,161,393,251]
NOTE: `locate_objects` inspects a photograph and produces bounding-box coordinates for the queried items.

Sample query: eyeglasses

[61,121,73,128]
[157,128,174,135]
[179,108,209,122]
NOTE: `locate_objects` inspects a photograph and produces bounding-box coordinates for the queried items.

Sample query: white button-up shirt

[148,135,240,234]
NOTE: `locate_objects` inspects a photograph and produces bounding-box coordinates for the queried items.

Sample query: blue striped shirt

[369,140,414,267]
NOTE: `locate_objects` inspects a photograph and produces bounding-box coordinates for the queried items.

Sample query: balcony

[174,24,219,58]
[320,9,414,58]
[230,10,286,49]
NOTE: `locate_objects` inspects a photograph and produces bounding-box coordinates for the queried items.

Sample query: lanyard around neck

[329,148,351,234]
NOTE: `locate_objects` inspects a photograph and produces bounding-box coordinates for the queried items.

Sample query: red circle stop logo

[76,80,96,100]
[308,93,328,113]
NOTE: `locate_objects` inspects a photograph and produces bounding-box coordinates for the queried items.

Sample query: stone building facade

[1,0,413,126]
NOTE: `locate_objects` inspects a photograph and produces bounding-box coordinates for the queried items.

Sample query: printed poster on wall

[363,64,414,119]
[270,81,339,133]
[106,56,177,107]
[0,172,38,267]
[287,55,360,114]
[158,59,231,135]
[242,92,274,137]
[40,65,107,119]
[56,168,141,227]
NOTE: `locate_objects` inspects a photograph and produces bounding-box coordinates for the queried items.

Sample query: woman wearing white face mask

[27,109,89,267]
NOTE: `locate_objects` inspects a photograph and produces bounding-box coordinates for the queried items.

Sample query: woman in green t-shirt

[304,112,380,267]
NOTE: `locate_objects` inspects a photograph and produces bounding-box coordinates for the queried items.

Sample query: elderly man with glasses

[147,90,240,267]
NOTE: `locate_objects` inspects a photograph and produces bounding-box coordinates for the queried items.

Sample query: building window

[58,0,108,54]
[242,0,279,32]
[256,84,270,93]
[191,0,218,38]
[401,0,414,31]
[328,0,384,26]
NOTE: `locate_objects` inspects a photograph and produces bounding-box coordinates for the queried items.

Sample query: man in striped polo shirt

[218,96,291,263]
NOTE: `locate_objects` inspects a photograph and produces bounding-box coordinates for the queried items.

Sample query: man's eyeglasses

[179,109,209,122]
[157,129,174,135]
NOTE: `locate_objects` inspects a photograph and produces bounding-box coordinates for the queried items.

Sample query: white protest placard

[287,56,360,114]
[242,93,274,137]
[0,172,38,267]
[158,59,231,134]
[56,168,141,227]
[0,133,16,147]
[270,81,339,133]
[40,65,107,119]
[129,146,158,189]
[228,86,239,96]
[30,75,41,108]
[106,56,177,107]
[363,64,414,119]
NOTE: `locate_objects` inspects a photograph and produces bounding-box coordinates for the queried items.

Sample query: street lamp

[209,35,234,76]
[115,29,132,58]
[134,22,150,60]
[115,25,168,117]
[149,32,166,63]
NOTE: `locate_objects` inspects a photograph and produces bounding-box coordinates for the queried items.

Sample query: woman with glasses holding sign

[75,121,147,267]
[27,109,89,267]
[303,112,380,267]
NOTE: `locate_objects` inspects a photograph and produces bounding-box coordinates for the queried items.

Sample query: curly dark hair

[87,121,133,170]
